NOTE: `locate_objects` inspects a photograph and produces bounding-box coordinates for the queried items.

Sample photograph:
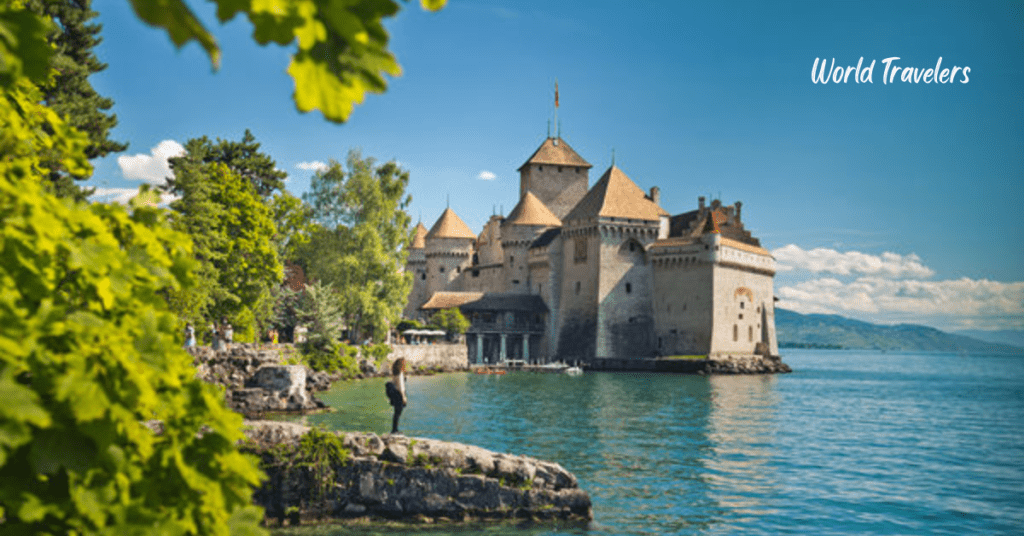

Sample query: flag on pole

[555,81,559,108]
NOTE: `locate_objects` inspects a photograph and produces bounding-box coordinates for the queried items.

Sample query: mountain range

[775,308,1024,355]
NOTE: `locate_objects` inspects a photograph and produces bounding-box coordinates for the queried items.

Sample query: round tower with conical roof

[424,208,476,296]
[403,222,430,318]
[500,191,562,294]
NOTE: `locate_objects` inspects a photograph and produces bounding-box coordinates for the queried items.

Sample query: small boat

[563,366,583,376]
[474,367,506,375]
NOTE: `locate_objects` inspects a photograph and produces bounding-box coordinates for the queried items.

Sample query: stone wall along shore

[242,421,592,525]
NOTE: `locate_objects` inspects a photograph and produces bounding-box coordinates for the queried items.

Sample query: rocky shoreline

[241,421,592,525]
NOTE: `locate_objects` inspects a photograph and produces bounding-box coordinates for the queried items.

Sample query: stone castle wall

[390,343,469,372]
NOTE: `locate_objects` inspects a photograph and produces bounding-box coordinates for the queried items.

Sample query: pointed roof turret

[504,191,562,227]
[518,137,592,171]
[411,222,429,249]
[563,165,669,222]
[426,208,476,240]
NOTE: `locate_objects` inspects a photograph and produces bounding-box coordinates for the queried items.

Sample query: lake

[278,350,1024,535]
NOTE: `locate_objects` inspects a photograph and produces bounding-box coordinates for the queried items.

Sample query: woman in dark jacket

[385,358,407,434]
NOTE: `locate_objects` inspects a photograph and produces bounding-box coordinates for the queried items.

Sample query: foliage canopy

[127,0,446,123]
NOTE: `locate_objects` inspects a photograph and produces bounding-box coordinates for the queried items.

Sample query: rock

[241,421,592,525]
[188,344,329,417]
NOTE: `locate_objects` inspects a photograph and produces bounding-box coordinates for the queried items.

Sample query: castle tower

[518,137,592,220]
[500,191,561,294]
[402,223,430,319]
[650,199,779,359]
[556,165,668,361]
[424,208,476,297]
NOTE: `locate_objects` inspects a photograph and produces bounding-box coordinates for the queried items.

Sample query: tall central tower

[517,137,592,220]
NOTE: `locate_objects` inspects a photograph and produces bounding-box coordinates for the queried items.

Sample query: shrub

[300,340,360,378]
[0,172,265,534]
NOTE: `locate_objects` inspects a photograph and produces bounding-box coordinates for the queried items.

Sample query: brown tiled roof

[420,291,485,310]
[411,223,428,249]
[563,165,669,222]
[504,191,562,227]
[460,293,549,313]
[426,208,476,239]
[517,137,592,171]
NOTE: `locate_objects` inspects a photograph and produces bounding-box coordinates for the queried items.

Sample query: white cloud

[117,140,185,184]
[90,187,178,206]
[773,244,934,278]
[296,161,329,172]
[477,170,497,181]
[777,276,1024,330]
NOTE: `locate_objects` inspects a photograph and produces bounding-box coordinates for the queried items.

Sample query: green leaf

[127,0,221,69]
[420,0,447,11]
[0,7,53,87]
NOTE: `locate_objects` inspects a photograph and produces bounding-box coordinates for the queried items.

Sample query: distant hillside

[775,309,1024,355]
[954,329,1024,350]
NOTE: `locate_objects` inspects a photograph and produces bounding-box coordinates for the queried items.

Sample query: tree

[168,160,283,333]
[0,86,264,534]
[270,191,317,265]
[429,307,470,339]
[126,0,446,123]
[301,151,414,342]
[1,1,444,533]
[165,130,287,199]
[26,0,127,200]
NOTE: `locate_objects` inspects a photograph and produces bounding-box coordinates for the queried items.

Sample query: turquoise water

[280,350,1024,535]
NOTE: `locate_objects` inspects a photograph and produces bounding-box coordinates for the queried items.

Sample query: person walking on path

[385,358,407,434]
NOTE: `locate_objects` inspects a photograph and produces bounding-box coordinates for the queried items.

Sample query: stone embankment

[241,421,592,525]
[701,355,792,374]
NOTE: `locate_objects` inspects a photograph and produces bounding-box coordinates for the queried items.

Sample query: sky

[83,1,1023,333]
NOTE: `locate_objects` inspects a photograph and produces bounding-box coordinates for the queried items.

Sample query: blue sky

[85,0,1023,332]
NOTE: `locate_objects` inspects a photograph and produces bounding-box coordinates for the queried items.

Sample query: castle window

[748,326,754,342]
[538,284,542,293]
[629,242,635,252]
[574,237,587,263]
[420,272,426,280]
[740,302,744,309]
[456,266,461,273]
[575,282,581,295]
[439,267,445,273]
[739,314,743,320]
[510,255,514,264]
[576,168,580,173]
[512,279,520,285]
[472,270,480,277]
[538,166,543,171]
[625,282,632,293]
[558,166,562,172]
[733,325,738,342]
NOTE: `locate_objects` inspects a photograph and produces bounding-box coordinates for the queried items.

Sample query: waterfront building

[405,136,779,365]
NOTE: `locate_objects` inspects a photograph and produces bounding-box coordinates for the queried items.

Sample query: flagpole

[554,80,559,141]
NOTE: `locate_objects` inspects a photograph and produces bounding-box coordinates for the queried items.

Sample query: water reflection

[704,375,781,522]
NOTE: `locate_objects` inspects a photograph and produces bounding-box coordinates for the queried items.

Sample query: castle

[404,136,779,366]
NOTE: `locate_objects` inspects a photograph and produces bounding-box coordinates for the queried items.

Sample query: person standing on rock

[385,358,407,434]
